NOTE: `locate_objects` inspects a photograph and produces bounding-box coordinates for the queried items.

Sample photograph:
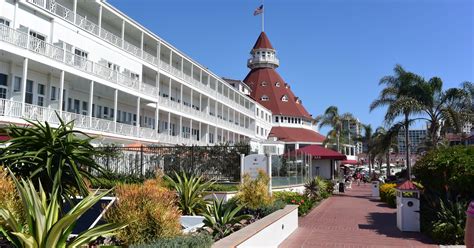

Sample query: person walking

[466,200,474,247]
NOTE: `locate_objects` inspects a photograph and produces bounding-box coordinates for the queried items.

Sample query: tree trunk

[404,113,411,180]
[386,151,390,177]
[368,153,372,176]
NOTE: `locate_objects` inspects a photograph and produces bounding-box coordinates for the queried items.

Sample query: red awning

[296,145,347,160]
[340,160,359,165]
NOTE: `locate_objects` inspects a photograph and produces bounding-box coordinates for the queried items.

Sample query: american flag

[253,4,264,16]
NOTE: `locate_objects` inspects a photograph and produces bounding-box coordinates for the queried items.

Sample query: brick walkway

[280,184,437,248]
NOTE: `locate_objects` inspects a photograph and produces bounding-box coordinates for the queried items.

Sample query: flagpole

[262,0,265,32]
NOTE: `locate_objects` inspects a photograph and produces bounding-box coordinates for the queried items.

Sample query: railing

[0,99,221,145]
[25,0,255,120]
[0,24,145,94]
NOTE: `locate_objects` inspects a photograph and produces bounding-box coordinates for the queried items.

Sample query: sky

[108,0,473,135]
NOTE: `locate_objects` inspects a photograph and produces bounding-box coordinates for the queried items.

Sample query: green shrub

[104,178,182,245]
[0,116,104,200]
[129,234,213,248]
[429,200,467,245]
[0,173,126,248]
[206,183,238,192]
[379,183,397,208]
[236,170,273,209]
[413,146,474,200]
[324,180,336,197]
[165,172,214,216]
[273,191,316,216]
[202,199,252,240]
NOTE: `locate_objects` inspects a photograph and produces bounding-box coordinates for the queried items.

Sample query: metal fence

[94,144,250,182]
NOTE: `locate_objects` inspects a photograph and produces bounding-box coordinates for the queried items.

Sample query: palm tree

[355,124,376,176]
[373,126,399,177]
[412,78,473,149]
[317,106,355,153]
[370,64,422,179]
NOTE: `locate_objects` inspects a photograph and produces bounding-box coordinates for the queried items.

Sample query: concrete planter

[205,191,238,202]
[213,205,299,248]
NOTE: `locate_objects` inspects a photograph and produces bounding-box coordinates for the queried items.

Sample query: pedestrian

[356,172,361,186]
[466,200,474,247]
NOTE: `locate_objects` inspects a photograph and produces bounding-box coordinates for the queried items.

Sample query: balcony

[0,24,254,136]
[0,98,208,145]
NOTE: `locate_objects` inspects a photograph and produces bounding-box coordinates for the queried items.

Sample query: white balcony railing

[0,99,217,145]
[25,0,255,119]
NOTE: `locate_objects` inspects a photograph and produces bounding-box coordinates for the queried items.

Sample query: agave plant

[0,170,126,248]
[304,178,320,200]
[202,199,252,240]
[164,172,214,215]
[0,113,104,200]
[431,199,467,245]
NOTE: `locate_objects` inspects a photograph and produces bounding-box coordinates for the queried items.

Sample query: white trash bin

[396,180,420,232]
[371,181,380,197]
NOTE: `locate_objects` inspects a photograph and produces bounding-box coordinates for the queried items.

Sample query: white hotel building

[0,0,277,147]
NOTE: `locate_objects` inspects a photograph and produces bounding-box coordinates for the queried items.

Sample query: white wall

[312,159,333,179]
[237,207,298,248]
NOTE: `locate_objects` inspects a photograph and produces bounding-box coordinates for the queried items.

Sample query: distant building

[397,128,427,154]
[342,118,363,155]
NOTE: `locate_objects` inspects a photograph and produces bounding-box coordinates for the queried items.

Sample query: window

[103,107,109,118]
[96,105,102,118]
[62,89,66,111]
[74,48,88,58]
[275,116,279,122]
[82,101,88,115]
[256,126,259,134]
[29,30,46,41]
[275,82,280,87]
[261,81,267,86]
[25,80,33,104]
[74,48,88,67]
[37,83,45,106]
[261,95,269,101]
[0,74,7,86]
[0,74,7,99]
[0,18,11,27]
[14,77,21,92]
[73,99,80,114]
[281,95,288,102]
[130,72,139,81]
[107,62,120,72]
[50,86,57,100]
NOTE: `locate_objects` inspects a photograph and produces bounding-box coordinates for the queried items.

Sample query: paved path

[280,184,437,248]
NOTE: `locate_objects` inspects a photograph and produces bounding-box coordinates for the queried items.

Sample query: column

[199,94,202,113]
[198,121,202,142]
[190,119,193,141]
[88,80,93,126]
[155,72,160,132]
[168,77,172,101]
[113,89,118,131]
[181,57,184,74]
[140,32,144,57]
[206,124,210,143]
[58,70,65,113]
[180,84,183,105]
[168,112,171,136]
[13,0,18,28]
[121,20,125,48]
[179,116,182,138]
[98,5,103,36]
[20,58,28,115]
[157,40,161,67]
[73,0,77,24]
[190,89,193,110]
[136,97,140,135]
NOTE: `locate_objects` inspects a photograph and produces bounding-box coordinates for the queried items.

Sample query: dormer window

[281,95,288,102]
[261,95,269,101]
[285,84,290,89]
[275,82,281,87]
[261,81,267,86]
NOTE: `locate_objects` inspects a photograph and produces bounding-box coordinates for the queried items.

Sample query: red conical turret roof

[243,68,311,118]
[253,32,274,50]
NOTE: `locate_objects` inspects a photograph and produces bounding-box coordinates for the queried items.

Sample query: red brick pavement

[280,184,437,248]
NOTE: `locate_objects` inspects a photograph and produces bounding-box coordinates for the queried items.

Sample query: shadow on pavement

[360,212,435,244]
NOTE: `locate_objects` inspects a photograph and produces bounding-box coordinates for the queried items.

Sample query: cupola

[247,32,280,69]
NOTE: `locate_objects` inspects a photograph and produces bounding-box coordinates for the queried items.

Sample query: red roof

[297,145,347,160]
[269,127,325,143]
[243,68,312,118]
[253,32,274,50]
[396,180,419,191]
[340,160,359,165]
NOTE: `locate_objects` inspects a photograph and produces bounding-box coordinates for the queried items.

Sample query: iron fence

[94,144,250,182]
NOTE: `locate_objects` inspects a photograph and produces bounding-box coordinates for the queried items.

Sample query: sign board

[243,154,268,179]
